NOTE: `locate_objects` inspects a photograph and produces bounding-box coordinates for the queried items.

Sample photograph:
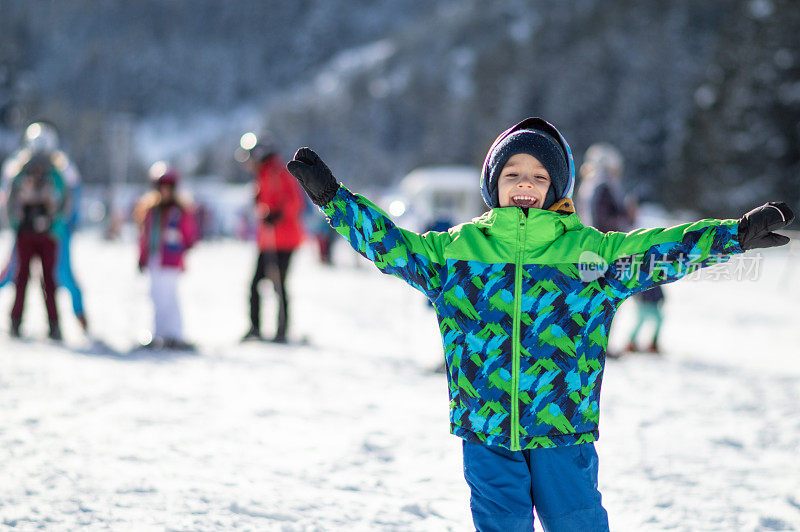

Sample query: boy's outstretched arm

[287,148,448,299]
[600,202,794,295]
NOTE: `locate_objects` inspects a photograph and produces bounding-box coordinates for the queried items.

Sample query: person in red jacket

[242,141,305,343]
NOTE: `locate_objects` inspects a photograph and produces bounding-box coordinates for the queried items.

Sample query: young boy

[286,118,793,531]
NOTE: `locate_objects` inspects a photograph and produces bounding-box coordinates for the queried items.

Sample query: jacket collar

[473,206,584,243]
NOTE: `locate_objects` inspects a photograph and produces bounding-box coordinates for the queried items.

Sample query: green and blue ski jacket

[322,187,742,451]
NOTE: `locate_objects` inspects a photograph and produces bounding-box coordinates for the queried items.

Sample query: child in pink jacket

[135,163,197,350]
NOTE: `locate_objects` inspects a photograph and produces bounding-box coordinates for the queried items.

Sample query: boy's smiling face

[497,153,552,208]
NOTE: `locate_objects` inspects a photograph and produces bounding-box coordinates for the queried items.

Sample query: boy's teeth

[512,196,537,207]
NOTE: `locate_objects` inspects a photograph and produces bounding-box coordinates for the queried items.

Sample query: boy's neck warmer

[547,197,575,215]
[485,129,569,210]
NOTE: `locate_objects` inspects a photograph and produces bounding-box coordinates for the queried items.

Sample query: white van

[380,166,486,232]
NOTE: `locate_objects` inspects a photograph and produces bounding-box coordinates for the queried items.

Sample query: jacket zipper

[511,209,526,451]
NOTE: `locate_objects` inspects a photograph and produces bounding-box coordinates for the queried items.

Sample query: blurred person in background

[578,143,666,356]
[134,162,198,350]
[5,152,70,340]
[307,206,338,265]
[624,283,664,354]
[238,133,305,343]
[576,142,636,232]
[0,122,89,332]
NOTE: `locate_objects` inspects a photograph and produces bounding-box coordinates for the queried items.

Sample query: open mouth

[511,195,539,208]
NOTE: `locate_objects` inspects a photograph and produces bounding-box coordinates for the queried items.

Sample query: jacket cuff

[310,180,341,208]
[721,220,744,254]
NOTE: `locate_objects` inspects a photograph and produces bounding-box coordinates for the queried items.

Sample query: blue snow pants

[462,440,609,532]
[54,227,85,317]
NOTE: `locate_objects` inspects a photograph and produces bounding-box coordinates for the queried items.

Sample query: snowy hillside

[1,230,799,530]
[3,1,799,217]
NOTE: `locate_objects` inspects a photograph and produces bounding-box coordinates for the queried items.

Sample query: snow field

[1,231,799,530]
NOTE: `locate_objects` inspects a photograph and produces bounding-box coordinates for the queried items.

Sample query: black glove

[286,148,340,207]
[737,201,794,250]
[263,209,283,225]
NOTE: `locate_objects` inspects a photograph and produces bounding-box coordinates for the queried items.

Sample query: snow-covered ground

[1,229,799,531]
